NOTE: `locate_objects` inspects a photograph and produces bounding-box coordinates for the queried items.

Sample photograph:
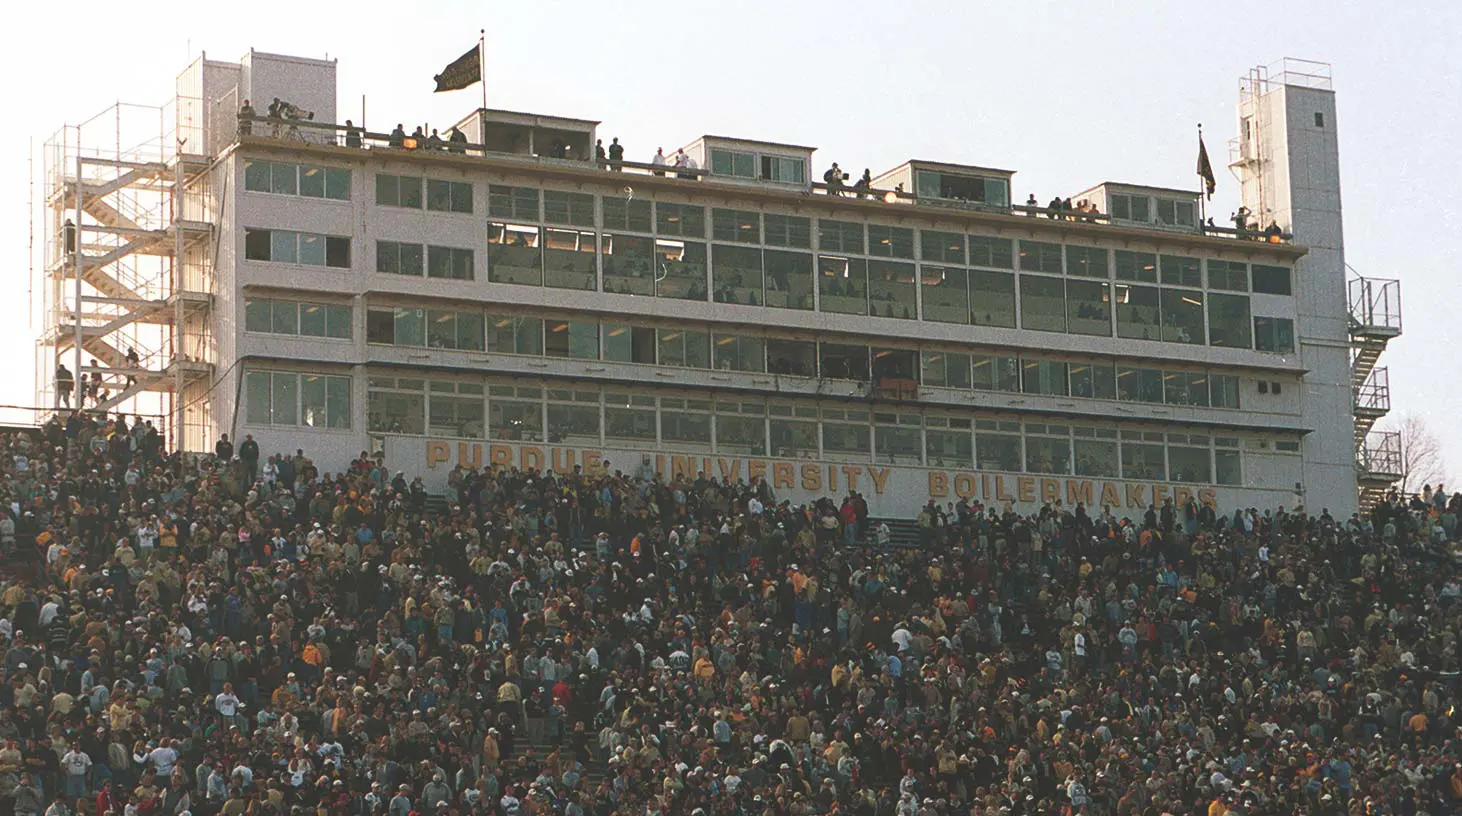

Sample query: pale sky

[2,1,1458,479]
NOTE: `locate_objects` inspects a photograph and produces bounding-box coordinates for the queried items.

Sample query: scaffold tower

[38,100,217,450]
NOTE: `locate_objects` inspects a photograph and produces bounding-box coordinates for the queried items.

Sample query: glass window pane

[1208,260,1249,292]
[1066,279,1111,336]
[1020,275,1066,332]
[1065,246,1108,278]
[823,422,870,456]
[244,298,273,333]
[244,228,272,261]
[764,250,813,310]
[921,231,965,264]
[769,418,817,458]
[716,414,765,456]
[662,410,711,447]
[1026,436,1071,474]
[326,376,351,428]
[1161,255,1202,287]
[271,162,297,195]
[714,335,765,372]
[244,160,273,193]
[819,343,869,381]
[394,307,426,348]
[324,236,350,268]
[1208,294,1253,348]
[968,236,1013,269]
[656,203,705,237]
[270,300,298,334]
[1022,360,1069,396]
[270,230,298,264]
[429,391,485,438]
[655,240,707,300]
[1254,316,1295,353]
[544,191,595,226]
[976,432,1021,471]
[271,372,298,426]
[1068,363,1116,400]
[1252,265,1292,295]
[868,225,914,258]
[818,256,868,316]
[488,223,543,285]
[766,339,816,377]
[245,371,273,425]
[713,208,761,243]
[1074,438,1119,477]
[926,429,972,468]
[1115,250,1158,282]
[921,352,970,389]
[489,185,538,220]
[867,260,916,320]
[1216,449,1242,485]
[325,305,352,339]
[298,165,326,198]
[297,302,326,337]
[818,220,863,254]
[1160,289,1206,344]
[1210,374,1241,409]
[543,229,595,290]
[713,245,763,306]
[1117,367,1164,403]
[1115,285,1161,340]
[969,270,1016,328]
[764,214,811,248]
[325,168,351,200]
[1019,241,1062,274]
[300,374,328,426]
[1121,442,1165,480]
[490,399,543,441]
[921,266,968,324]
[603,198,652,232]
[605,405,657,443]
[1169,446,1211,483]
[972,356,1020,392]
[547,403,600,446]
[875,425,922,464]
[602,234,655,295]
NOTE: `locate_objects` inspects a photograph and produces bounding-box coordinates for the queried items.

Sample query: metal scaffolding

[37,98,216,450]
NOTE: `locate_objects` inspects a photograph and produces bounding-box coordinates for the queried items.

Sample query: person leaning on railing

[238,100,255,137]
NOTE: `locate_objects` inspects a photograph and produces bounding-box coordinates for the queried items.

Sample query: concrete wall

[240,51,337,126]
[1240,81,1356,516]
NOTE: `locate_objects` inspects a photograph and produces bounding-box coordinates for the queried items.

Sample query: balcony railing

[1355,367,1391,415]
[1359,430,1403,478]
[1348,275,1402,335]
[233,115,1294,245]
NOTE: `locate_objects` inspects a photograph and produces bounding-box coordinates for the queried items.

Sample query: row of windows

[252,227,1288,352]
[243,161,351,200]
[376,174,474,213]
[243,229,351,268]
[244,371,352,429]
[363,377,1254,484]
[360,309,1250,410]
[243,298,352,339]
[242,175,1290,293]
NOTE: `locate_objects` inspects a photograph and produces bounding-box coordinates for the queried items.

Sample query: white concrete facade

[148,52,1365,520]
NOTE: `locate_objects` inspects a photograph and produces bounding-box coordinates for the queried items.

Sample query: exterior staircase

[1347,273,1402,511]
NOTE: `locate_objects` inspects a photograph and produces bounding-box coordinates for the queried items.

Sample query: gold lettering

[521,447,545,471]
[995,475,1013,502]
[1100,482,1120,509]
[1154,485,1171,505]
[954,473,977,500]
[773,462,795,490]
[1040,478,1060,504]
[1175,486,1193,507]
[868,467,890,495]
[426,441,450,469]
[551,447,575,472]
[983,474,992,501]
[1016,476,1035,504]
[928,471,949,499]
[717,458,741,482]
[1125,483,1146,508]
[827,465,838,493]
[800,464,821,492]
[1067,480,1094,507]
[655,454,665,478]
[489,444,513,468]
[748,460,768,483]
[841,465,861,493]
[583,450,603,474]
[672,456,696,480]
[456,442,482,469]
[1198,487,1218,508]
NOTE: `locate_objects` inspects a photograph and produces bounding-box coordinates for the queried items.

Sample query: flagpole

[1197,123,1206,229]
[479,29,487,116]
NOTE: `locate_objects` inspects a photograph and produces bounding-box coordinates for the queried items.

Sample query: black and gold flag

[434,45,482,93]
[1197,134,1217,200]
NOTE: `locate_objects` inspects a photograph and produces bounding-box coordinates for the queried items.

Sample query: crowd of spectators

[1,411,1462,816]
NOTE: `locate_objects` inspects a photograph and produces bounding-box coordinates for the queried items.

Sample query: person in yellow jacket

[693,656,716,682]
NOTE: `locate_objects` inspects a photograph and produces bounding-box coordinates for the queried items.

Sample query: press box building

[37,52,1404,518]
